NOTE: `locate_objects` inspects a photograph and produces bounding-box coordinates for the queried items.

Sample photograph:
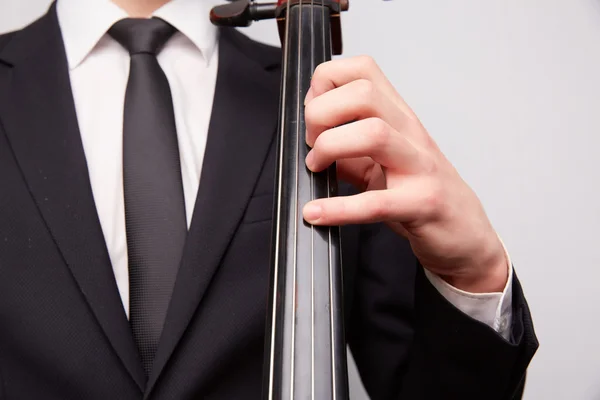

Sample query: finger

[305,56,417,120]
[302,178,441,226]
[306,118,424,174]
[305,79,411,146]
[335,158,386,192]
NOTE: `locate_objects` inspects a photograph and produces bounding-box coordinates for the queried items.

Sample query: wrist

[444,261,508,293]
[442,237,509,293]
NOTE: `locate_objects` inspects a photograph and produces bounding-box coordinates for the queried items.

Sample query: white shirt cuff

[423,239,513,341]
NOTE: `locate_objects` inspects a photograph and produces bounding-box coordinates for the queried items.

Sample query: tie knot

[109,18,176,56]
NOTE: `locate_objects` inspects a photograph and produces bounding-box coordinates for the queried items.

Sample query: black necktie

[109,18,186,376]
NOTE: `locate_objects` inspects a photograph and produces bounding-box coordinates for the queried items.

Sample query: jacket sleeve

[347,220,539,400]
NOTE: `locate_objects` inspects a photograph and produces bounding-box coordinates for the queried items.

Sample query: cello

[211,1,350,398]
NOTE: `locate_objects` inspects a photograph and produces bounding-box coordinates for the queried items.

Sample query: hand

[302,56,508,293]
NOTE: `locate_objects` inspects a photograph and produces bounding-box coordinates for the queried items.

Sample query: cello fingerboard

[264,3,349,400]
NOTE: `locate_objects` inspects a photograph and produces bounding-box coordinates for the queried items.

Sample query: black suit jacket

[0,5,538,400]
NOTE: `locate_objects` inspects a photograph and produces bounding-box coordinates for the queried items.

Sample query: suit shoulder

[0,8,58,67]
[219,28,281,71]
[0,31,17,63]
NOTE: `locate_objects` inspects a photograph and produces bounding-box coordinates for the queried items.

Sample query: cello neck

[209,2,351,399]
[264,2,349,399]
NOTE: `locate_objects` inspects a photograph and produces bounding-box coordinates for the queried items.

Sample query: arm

[423,238,514,340]
[302,55,540,399]
[347,221,538,400]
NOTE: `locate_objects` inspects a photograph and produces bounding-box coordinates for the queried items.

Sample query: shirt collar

[56,0,219,70]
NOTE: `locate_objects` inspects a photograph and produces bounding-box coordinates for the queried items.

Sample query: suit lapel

[0,6,146,390]
[145,28,281,395]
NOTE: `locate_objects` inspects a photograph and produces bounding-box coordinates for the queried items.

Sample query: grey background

[2,0,600,399]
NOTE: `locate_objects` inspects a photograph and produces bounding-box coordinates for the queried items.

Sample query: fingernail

[305,150,314,169]
[303,202,322,222]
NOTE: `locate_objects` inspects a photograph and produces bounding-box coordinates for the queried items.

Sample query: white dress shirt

[56,0,513,340]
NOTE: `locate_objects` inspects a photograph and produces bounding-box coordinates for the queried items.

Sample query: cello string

[268,0,292,397]
[309,1,316,400]
[290,0,303,397]
[266,2,347,399]
[323,4,339,399]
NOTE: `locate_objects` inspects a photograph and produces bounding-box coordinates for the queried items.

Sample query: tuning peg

[210,1,278,27]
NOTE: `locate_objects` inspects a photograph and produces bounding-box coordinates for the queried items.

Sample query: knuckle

[420,153,438,174]
[357,55,378,72]
[365,118,390,149]
[355,78,375,100]
[318,198,338,224]
[369,195,391,221]
[421,180,445,216]
[313,131,334,156]
[304,102,319,124]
